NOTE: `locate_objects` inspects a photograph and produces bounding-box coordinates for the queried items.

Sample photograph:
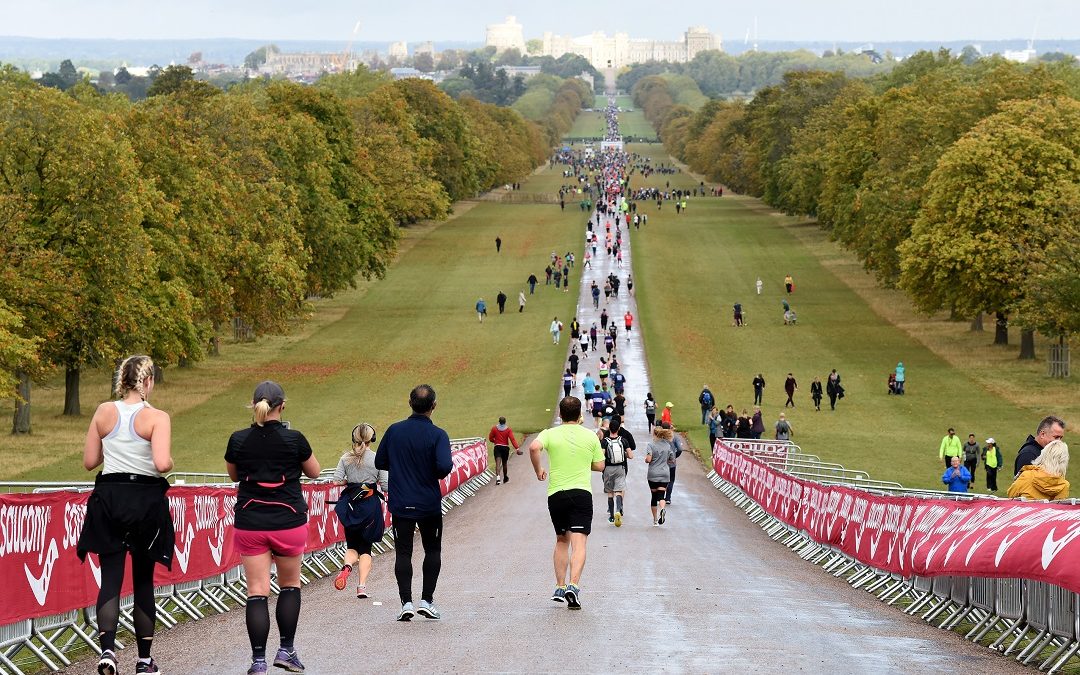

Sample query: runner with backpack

[600,414,636,527]
[644,393,657,431]
[698,385,714,425]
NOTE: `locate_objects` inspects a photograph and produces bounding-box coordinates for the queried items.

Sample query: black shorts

[648,480,669,491]
[547,489,593,536]
[344,527,374,556]
[493,445,510,462]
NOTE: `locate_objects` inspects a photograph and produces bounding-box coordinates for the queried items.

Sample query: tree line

[1,65,588,432]
[638,51,1080,364]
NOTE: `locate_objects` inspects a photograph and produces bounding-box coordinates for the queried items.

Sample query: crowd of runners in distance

[531,99,691,613]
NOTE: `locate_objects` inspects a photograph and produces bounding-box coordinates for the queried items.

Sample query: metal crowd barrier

[0,453,494,675]
[706,446,1080,673]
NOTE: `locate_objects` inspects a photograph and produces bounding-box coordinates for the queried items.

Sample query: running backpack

[605,436,626,464]
[645,399,657,413]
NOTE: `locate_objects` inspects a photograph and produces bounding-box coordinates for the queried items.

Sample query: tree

[436,50,461,72]
[414,52,435,73]
[899,96,1080,360]
[496,48,522,67]
[0,81,158,416]
[526,39,543,55]
[114,66,132,85]
[147,64,194,97]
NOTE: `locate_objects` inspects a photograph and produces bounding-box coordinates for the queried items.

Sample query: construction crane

[339,20,361,72]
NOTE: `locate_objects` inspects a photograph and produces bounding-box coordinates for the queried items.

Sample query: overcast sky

[2,0,1076,43]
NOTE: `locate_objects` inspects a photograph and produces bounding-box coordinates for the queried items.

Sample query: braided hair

[114,355,154,401]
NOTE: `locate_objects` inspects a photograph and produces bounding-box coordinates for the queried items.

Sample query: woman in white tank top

[78,355,173,675]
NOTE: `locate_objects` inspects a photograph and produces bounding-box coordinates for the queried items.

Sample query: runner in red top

[488,417,521,485]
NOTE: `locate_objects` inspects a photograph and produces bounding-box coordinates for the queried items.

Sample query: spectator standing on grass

[79,355,174,675]
[550,317,562,344]
[1008,440,1070,501]
[963,434,980,489]
[699,385,715,425]
[810,377,823,411]
[528,274,538,294]
[736,409,753,439]
[942,456,971,493]
[707,407,722,451]
[785,274,794,294]
[982,438,1003,493]
[476,298,486,323]
[775,413,793,441]
[495,236,502,253]
[1014,415,1067,477]
[722,405,738,438]
[661,401,673,426]
[939,428,962,470]
[752,374,765,405]
[519,290,526,313]
[375,385,453,622]
[895,361,906,395]
[225,380,321,673]
[826,369,843,410]
[496,291,507,314]
[756,277,763,295]
[751,407,765,439]
[784,373,798,408]
[488,416,521,485]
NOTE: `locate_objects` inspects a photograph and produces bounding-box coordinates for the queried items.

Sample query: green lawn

[625,142,1080,491]
[566,96,657,141]
[6,169,585,481]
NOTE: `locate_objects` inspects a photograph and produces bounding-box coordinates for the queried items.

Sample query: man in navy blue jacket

[375,384,453,621]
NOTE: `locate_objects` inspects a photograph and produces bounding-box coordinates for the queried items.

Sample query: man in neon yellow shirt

[529,396,605,610]
[939,427,962,470]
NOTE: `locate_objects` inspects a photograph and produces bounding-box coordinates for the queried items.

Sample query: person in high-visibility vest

[939,428,963,470]
[981,438,1004,493]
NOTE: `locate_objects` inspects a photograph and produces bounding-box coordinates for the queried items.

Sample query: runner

[645,425,675,526]
[79,355,174,675]
[529,396,605,609]
[332,423,388,599]
[487,416,521,485]
[624,311,633,342]
[375,384,453,621]
[225,380,322,674]
[600,414,636,527]
[644,393,657,431]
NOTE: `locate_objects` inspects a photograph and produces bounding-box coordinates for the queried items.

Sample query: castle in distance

[485,16,722,69]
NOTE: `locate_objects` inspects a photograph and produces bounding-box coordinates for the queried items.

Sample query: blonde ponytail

[349,423,376,466]
[253,399,272,426]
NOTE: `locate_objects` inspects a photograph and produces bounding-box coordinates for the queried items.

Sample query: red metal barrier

[0,439,487,626]
[713,441,1080,593]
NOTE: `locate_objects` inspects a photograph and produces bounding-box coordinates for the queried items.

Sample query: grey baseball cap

[252,380,285,408]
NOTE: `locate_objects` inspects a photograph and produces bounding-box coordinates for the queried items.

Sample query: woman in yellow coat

[1008,440,1070,501]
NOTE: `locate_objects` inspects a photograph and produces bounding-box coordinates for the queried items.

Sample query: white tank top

[102,401,160,477]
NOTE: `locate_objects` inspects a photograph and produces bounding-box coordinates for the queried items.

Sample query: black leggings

[392,514,443,604]
[97,550,156,657]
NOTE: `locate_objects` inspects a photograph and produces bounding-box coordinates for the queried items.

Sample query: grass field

[4,170,588,481]
[565,95,657,141]
[622,137,1080,491]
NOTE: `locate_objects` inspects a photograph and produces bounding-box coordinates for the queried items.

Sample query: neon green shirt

[536,423,604,496]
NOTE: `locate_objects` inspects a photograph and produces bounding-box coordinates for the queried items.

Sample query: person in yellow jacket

[938,428,962,470]
[981,438,1003,493]
[1008,440,1069,501]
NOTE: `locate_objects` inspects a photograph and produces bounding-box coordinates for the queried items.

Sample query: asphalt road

[65,192,1031,675]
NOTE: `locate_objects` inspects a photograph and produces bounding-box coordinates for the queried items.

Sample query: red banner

[0,439,487,625]
[713,440,1080,593]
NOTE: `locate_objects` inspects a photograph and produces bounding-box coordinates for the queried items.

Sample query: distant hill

[724,38,1080,57]
[0,37,482,71]
[0,36,1076,72]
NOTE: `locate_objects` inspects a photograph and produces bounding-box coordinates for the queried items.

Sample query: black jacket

[78,473,174,569]
[1014,435,1042,477]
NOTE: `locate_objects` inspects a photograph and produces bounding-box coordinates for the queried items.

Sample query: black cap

[253,380,285,408]
[610,414,622,425]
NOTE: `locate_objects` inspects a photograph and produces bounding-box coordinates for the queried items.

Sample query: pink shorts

[234,524,308,557]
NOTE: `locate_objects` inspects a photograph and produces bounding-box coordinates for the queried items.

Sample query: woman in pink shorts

[226,381,321,674]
